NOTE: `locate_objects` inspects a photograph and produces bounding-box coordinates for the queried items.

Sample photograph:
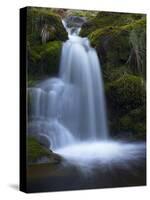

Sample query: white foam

[55,141,146,172]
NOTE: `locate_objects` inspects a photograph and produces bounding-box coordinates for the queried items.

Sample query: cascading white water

[28,17,145,173]
[28,18,108,149]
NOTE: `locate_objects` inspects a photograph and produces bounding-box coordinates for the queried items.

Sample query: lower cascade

[28,18,108,149]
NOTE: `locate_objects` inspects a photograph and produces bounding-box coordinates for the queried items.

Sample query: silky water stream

[27,17,146,192]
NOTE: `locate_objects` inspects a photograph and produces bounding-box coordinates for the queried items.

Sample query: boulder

[37,134,51,149]
[27,7,68,45]
[27,136,62,165]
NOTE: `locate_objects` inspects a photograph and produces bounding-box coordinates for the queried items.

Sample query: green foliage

[27,137,52,162]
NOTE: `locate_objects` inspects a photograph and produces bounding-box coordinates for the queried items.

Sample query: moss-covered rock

[80,12,146,78]
[27,7,68,45]
[27,137,61,164]
[106,74,146,138]
[26,7,68,83]
[80,11,144,37]
[89,18,145,67]
[118,106,146,139]
[106,74,145,115]
[28,40,62,79]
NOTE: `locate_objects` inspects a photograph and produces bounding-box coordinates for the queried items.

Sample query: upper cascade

[62,15,86,36]
[28,16,109,150]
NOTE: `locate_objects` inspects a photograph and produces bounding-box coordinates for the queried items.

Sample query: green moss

[81,12,146,79]
[103,66,130,82]
[28,40,62,79]
[119,107,146,139]
[80,11,145,37]
[106,74,146,115]
[26,7,67,82]
[27,7,68,45]
[66,10,98,20]
[106,74,146,138]
[27,137,52,162]
[27,79,38,87]
[88,18,146,67]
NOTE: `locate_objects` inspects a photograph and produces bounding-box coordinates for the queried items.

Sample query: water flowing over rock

[28,17,109,149]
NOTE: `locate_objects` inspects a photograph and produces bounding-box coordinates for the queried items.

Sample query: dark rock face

[36,153,62,164]
[65,16,86,28]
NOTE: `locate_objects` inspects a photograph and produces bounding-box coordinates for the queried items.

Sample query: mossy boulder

[27,137,61,164]
[28,41,62,80]
[80,12,146,78]
[27,7,68,83]
[106,74,145,115]
[106,74,146,138]
[80,11,144,38]
[89,18,145,68]
[27,7,68,45]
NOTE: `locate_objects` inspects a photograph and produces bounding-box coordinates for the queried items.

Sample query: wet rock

[37,134,51,149]
[65,16,86,28]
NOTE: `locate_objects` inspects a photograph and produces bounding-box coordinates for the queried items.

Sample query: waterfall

[28,17,109,149]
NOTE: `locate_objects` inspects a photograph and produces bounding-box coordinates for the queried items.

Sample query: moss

[106,74,145,115]
[109,107,146,140]
[64,10,98,21]
[80,12,146,79]
[88,27,129,69]
[27,7,67,82]
[80,11,145,37]
[106,74,146,138]
[27,79,38,87]
[88,17,146,67]
[28,40,62,79]
[27,137,52,163]
[27,7,68,45]
[118,107,146,139]
[103,66,130,82]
